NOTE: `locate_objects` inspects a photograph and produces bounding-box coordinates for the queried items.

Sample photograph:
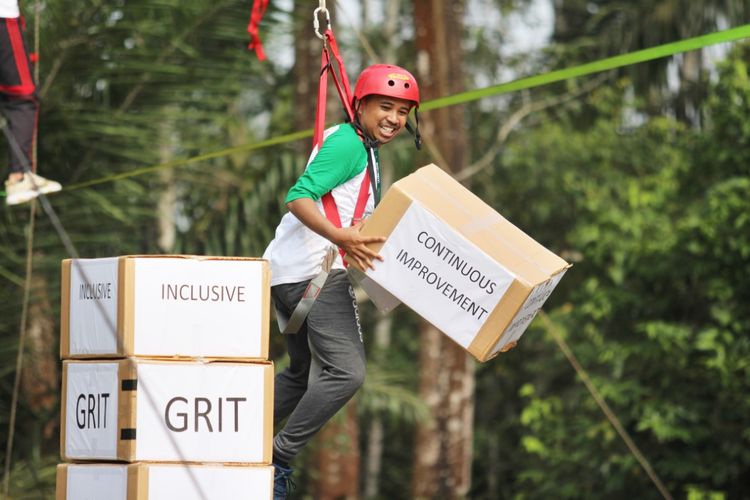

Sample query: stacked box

[57,255,274,499]
[348,164,571,362]
[56,463,274,500]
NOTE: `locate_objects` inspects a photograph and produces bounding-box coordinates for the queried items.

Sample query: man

[263,64,420,499]
[1,0,61,206]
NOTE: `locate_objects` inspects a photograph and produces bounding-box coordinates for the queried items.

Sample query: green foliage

[468,42,750,500]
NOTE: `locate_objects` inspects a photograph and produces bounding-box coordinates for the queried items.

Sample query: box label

[65,363,119,459]
[490,269,567,356]
[69,258,119,355]
[367,203,515,348]
[66,465,127,500]
[132,259,266,357]
[148,465,273,499]
[135,363,269,462]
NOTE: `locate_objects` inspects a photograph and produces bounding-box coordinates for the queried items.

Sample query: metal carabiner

[313,5,331,40]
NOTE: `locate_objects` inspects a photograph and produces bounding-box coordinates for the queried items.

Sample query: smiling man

[262,64,420,499]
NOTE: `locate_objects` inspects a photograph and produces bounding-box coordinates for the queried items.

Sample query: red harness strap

[246,0,270,61]
[315,29,372,265]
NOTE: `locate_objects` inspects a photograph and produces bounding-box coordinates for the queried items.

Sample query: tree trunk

[363,316,392,499]
[22,275,59,451]
[313,403,361,500]
[412,1,475,498]
[157,110,177,253]
[293,1,322,149]
[293,0,342,153]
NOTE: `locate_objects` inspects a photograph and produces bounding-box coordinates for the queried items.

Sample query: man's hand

[331,222,386,271]
[287,198,386,270]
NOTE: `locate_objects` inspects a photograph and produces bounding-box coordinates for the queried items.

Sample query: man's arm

[287,197,385,271]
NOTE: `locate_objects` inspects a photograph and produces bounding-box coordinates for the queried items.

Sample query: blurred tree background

[1,0,749,498]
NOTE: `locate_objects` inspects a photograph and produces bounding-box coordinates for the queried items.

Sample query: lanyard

[315,28,378,265]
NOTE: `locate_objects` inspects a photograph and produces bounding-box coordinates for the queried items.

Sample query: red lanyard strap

[246,0,269,61]
[315,29,373,265]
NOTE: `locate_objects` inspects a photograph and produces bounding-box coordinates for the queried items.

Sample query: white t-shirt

[0,1,19,18]
[263,124,379,286]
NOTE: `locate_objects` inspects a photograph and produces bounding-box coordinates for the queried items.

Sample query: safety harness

[276,9,379,334]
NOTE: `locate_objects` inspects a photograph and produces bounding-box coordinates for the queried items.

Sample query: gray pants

[271,270,366,464]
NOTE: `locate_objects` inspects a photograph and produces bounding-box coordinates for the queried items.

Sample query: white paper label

[347,267,401,313]
[69,258,119,355]
[135,363,269,462]
[66,465,127,500]
[132,259,266,357]
[491,269,567,356]
[148,465,273,499]
[65,363,119,459]
[366,203,515,348]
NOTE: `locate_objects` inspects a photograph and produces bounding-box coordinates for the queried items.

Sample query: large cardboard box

[350,164,570,362]
[56,463,273,499]
[60,255,270,360]
[61,359,273,463]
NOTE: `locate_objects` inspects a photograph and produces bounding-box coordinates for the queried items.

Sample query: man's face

[357,95,413,144]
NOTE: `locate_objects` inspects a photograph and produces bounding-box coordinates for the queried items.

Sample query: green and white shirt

[263,124,380,286]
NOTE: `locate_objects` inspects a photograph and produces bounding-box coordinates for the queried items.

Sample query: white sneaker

[5,172,62,206]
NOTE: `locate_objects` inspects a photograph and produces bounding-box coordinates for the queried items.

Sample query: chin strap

[405,107,422,150]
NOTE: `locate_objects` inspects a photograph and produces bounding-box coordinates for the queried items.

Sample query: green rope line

[4,23,750,196]
[421,23,750,111]
[63,128,313,191]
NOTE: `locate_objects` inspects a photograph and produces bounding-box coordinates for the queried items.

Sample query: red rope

[247,0,269,61]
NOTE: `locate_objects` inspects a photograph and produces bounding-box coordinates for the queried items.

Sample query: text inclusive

[160,284,247,303]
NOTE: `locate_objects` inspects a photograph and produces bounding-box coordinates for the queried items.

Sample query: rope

[62,128,312,191]
[539,312,673,500]
[0,22,739,198]
[420,23,750,111]
[2,4,41,496]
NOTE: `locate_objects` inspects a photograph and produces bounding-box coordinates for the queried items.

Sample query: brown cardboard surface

[55,464,67,500]
[59,362,68,461]
[132,463,149,500]
[260,265,271,359]
[352,164,570,361]
[262,363,274,463]
[469,279,531,361]
[60,260,71,359]
[118,359,138,460]
[120,257,135,355]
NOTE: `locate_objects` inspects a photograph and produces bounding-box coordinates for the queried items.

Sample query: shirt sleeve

[285,126,366,203]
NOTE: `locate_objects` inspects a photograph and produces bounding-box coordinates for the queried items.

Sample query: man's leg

[272,270,366,465]
[0,17,38,175]
[2,93,37,173]
[272,282,313,425]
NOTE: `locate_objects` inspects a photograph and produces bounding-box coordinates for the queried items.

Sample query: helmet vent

[387,80,395,87]
[404,83,410,89]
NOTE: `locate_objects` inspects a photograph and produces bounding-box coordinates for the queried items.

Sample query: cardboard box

[60,255,270,360]
[56,463,273,499]
[61,359,273,463]
[350,164,570,362]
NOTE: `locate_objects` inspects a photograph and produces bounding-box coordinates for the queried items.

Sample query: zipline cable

[540,312,673,500]
[14,22,747,197]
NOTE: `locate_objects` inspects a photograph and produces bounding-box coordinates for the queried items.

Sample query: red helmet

[353,64,420,107]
